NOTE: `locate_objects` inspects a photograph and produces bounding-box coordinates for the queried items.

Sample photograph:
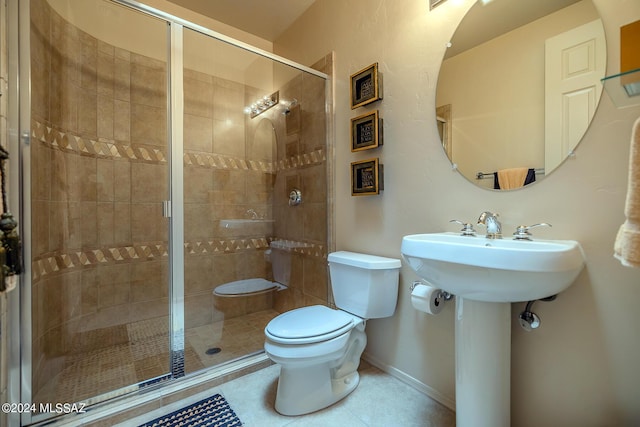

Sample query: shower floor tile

[186,309,279,370]
[33,309,279,405]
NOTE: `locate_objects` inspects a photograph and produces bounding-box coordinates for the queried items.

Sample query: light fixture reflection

[429,0,448,10]
[244,91,279,118]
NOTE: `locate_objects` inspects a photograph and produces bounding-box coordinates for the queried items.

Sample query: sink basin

[401,232,585,302]
[402,232,586,424]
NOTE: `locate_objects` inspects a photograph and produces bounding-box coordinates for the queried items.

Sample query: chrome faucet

[246,209,259,219]
[477,211,502,239]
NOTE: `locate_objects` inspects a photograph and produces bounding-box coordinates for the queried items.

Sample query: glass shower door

[179,26,330,375]
[28,0,171,412]
[180,28,282,374]
[17,0,329,424]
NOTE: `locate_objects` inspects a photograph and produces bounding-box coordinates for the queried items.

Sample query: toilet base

[275,363,360,416]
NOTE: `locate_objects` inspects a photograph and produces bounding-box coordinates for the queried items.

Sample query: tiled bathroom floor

[125,363,457,427]
[34,310,279,405]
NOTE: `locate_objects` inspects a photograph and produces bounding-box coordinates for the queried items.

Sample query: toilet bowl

[264,251,401,416]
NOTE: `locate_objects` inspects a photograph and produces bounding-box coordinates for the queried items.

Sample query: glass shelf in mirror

[601,68,640,108]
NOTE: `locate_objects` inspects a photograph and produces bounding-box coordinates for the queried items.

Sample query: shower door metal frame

[111,0,329,80]
[7,0,332,425]
[168,22,186,380]
[7,0,29,426]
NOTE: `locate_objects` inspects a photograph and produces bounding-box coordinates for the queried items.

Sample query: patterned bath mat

[140,393,242,426]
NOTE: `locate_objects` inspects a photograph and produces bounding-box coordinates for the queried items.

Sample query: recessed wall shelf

[601,68,640,108]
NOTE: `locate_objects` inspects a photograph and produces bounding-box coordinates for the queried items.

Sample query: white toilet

[264,250,401,416]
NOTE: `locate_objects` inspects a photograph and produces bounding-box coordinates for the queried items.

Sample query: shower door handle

[163,200,172,218]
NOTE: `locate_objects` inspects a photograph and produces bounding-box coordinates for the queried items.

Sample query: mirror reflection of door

[544,20,606,172]
[437,104,452,159]
[249,118,277,164]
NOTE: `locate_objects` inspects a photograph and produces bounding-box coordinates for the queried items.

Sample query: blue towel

[524,168,536,186]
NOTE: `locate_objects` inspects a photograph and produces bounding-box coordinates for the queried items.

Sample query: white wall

[275,0,640,425]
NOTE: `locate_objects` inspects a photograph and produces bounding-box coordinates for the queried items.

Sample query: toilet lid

[266,305,354,341]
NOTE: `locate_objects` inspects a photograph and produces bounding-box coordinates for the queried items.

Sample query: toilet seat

[213,278,281,297]
[265,305,357,345]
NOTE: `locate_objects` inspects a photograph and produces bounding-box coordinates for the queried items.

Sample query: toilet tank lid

[328,251,401,270]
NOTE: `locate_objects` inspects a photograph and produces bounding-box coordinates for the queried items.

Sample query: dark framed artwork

[350,63,383,109]
[351,110,383,152]
[351,158,384,196]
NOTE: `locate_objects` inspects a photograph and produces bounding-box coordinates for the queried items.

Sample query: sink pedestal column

[455,298,511,427]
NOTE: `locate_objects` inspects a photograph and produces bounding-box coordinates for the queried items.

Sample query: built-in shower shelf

[219,219,275,229]
[602,68,640,108]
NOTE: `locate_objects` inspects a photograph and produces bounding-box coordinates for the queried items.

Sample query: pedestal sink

[401,232,585,427]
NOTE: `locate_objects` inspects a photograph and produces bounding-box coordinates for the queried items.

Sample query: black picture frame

[351,110,383,152]
[350,63,382,109]
[351,158,384,196]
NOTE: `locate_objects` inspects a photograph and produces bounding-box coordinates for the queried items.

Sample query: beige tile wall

[271,55,332,312]
[28,0,328,399]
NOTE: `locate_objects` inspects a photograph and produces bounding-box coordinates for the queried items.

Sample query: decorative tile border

[32,243,169,281]
[276,149,326,171]
[32,119,167,163]
[183,151,274,173]
[33,119,325,171]
[184,238,270,255]
[270,239,327,258]
[32,238,326,281]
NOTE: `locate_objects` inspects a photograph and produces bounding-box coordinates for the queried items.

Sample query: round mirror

[436,0,606,190]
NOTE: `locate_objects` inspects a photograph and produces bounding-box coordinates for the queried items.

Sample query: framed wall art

[351,110,383,152]
[350,63,383,109]
[351,158,384,196]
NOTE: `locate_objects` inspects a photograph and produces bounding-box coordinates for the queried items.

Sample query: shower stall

[8,0,331,424]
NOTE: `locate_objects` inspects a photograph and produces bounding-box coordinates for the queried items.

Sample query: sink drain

[205,347,221,355]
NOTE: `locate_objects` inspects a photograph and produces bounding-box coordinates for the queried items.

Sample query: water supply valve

[518,295,557,331]
[288,189,302,206]
[449,219,476,236]
[513,223,552,240]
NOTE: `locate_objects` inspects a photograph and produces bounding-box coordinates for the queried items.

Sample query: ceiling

[165,0,584,53]
[166,0,317,41]
[445,0,583,58]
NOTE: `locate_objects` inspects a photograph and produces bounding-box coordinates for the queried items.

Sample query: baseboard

[362,352,456,411]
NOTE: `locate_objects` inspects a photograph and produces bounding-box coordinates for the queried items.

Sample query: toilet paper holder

[411,281,454,303]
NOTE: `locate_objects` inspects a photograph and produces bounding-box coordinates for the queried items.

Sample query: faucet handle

[449,219,476,236]
[513,223,552,240]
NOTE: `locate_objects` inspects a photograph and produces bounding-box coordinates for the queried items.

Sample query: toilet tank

[328,251,401,318]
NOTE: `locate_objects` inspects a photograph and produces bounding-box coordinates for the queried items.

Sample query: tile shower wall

[28,0,330,402]
[30,0,170,399]
[181,53,332,329]
[182,66,276,331]
[270,56,331,313]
